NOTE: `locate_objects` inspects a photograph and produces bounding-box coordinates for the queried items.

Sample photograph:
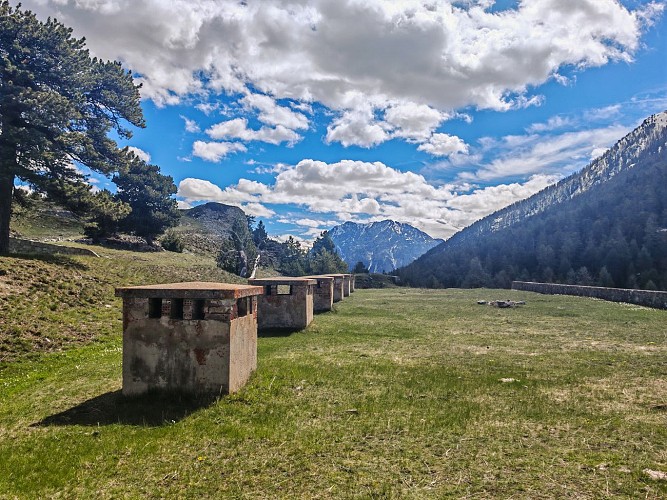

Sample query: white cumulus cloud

[180,115,201,133]
[385,102,448,142]
[23,0,658,147]
[192,141,247,162]
[325,107,389,148]
[127,146,151,162]
[418,133,469,157]
[206,118,301,145]
[241,93,309,130]
[177,158,561,239]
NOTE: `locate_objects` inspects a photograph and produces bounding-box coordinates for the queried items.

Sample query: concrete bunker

[248,277,317,331]
[304,275,335,312]
[343,273,352,297]
[115,282,264,396]
[321,274,346,302]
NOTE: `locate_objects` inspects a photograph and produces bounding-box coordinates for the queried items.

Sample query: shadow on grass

[33,390,219,427]
[9,252,89,271]
[258,327,302,338]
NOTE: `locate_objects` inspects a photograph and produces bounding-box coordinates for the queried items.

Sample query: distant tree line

[353,261,369,273]
[217,218,348,277]
[397,151,667,290]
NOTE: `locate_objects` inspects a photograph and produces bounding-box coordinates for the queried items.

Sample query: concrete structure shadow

[257,327,301,338]
[33,389,218,427]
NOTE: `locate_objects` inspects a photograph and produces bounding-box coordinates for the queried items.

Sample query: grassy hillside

[10,200,86,241]
[1,283,666,497]
[0,246,244,364]
[170,213,221,255]
[9,199,237,258]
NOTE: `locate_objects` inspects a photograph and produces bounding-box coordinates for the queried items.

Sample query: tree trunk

[0,170,14,255]
[0,136,17,255]
[0,93,17,255]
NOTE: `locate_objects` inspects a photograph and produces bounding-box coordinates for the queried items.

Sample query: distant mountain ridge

[177,202,251,256]
[329,220,441,273]
[398,111,667,289]
[183,202,248,237]
[445,111,667,249]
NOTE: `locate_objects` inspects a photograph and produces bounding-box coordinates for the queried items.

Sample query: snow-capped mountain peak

[328,220,442,272]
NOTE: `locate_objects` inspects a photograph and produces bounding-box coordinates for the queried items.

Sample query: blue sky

[23,0,667,242]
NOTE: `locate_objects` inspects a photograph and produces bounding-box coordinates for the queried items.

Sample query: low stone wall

[511,281,667,310]
[9,237,99,257]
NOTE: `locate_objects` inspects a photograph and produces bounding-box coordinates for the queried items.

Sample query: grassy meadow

[1,249,666,498]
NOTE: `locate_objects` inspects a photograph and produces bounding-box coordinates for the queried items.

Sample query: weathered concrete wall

[229,310,258,392]
[117,283,262,396]
[343,274,351,297]
[327,274,345,302]
[350,275,356,292]
[307,277,334,312]
[252,283,314,330]
[248,278,317,330]
[122,297,231,395]
[511,281,667,310]
[9,237,99,257]
[332,276,345,302]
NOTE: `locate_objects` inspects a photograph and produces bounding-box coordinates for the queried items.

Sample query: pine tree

[252,220,268,247]
[160,230,184,253]
[575,266,594,286]
[217,219,257,277]
[598,266,615,287]
[246,215,256,232]
[311,231,338,255]
[278,236,307,276]
[0,2,144,254]
[461,257,491,288]
[114,156,180,244]
[83,190,131,242]
[353,261,369,273]
[308,231,348,274]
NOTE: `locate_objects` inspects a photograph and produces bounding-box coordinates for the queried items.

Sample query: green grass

[11,201,86,241]
[1,282,666,498]
[0,247,245,363]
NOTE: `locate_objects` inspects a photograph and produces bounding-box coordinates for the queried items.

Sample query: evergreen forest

[397,147,667,290]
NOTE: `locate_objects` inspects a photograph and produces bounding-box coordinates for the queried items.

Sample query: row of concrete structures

[248,273,355,330]
[115,273,355,396]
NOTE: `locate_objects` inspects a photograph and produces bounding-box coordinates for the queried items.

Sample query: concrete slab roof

[304,275,335,281]
[115,281,264,299]
[248,277,318,286]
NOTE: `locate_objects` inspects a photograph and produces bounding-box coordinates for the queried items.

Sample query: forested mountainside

[329,220,442,273]
[397,112,667,290]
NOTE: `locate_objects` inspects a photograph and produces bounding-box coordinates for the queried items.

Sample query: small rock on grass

[643,469,667,481]
[478,300,526,308]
